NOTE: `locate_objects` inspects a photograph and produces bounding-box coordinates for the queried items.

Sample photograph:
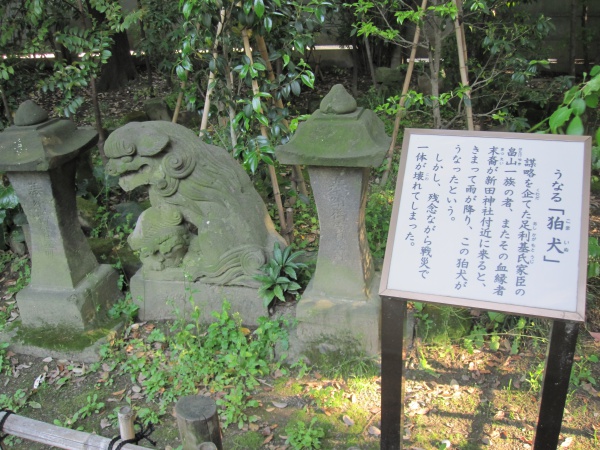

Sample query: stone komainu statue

[105,121,284,287]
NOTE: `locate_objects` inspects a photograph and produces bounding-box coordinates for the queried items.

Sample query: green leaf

[256,114,269,127]
[583,76,600,96]
[273,243,283,263]
[263,16,272,32]
[591,65,600,77]
[571,98,586,116]
[585,94,599,108]
[176,65,187,82]
[300,73,314,89]
[588,261,600,279]
[260,154,274,165]
[254,0,265,18]
[564,86,579,104]
[0,186,19,210]
[283,266,297,279]
[487,311,505,323]
[273,285,284,301]
[566,115,584,135]
[291,80,301,96]
[243,103,253,118]
[182,2,193,19]
[252,96,262,113]
[548,106,571,133]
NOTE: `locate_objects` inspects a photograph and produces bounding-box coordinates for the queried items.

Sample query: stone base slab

[130,271,266,326]
[16,264,121,330]
[295,273,382,356]
[0,322,122,363]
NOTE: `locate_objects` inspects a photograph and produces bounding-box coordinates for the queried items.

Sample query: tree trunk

[77,0,107,161]
[97,31,137,92]
[581,0,590,73]
[137,0,153,95]
[1,86,13,125]
[453,0,473,130]
[569,0,580,77]
[363,35,377,90]
[429,40,442,129]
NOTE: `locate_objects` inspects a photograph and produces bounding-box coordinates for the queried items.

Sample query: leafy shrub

[255,243,307,308]
[285,417,325,450]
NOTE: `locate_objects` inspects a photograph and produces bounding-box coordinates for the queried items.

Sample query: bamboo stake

[254,34,309,198]
[452,0,474,131]
[118,406,136,441]
[199,8,227,137]
[379,0,427,187]
[172,80,185,123]
[77,0,106,163]
[241,29,289,243]
[223,53,239,149]
[0,411,150,450]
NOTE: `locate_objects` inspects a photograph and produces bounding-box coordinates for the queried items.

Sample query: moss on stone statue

[12,319,121,351]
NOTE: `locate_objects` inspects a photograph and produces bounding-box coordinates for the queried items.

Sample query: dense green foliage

[101,301,290,429]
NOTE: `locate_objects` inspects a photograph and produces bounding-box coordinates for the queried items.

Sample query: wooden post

[0,411,150,449]
[241,28,289,243]
[533,320,579,449]
[118,406,136,441]
[199,8,227,138]
[380,296,407,449]
[175,396,223,450]
[452,0,474,131]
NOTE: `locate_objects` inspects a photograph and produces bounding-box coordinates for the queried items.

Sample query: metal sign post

[380,296,406,449]
[379,129,591,449]
[534,321,579,448]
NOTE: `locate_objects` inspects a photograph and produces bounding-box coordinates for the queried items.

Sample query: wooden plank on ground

[0,411,152,450]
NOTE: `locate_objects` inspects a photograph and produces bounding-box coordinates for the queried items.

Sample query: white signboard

[380,129,591,321]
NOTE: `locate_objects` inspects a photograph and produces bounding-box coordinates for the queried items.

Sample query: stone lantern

[0,101,121,330]
[276,85,390,354]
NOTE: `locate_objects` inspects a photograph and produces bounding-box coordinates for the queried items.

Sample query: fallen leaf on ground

[342,415,354,426]
[581,382,598,395]
[560,437,573,447]
[368,426,381,436]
